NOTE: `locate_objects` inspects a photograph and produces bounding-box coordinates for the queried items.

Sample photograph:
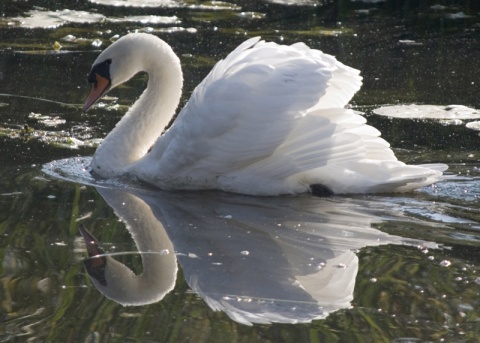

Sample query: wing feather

[148,38,361,179]
[132,37,443,195]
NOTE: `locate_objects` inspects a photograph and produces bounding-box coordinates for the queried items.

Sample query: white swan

[83,33,447,195]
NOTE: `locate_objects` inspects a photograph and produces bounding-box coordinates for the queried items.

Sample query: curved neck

[92,40,183,177]
[88,188,178,306]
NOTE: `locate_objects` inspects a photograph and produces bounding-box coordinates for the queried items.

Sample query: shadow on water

[1,0,480,342]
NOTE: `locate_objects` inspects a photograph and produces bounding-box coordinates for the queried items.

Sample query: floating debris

[88,0,240,10]
[399,39,423,46]
[0,123,101,149]
[265,0,323,5]
[445,12,472,20]
[91,39,103,48]
[89,0,182,7]
[53,41,62,51]
[108,15,180,25]
[355,9,372,15]
[439,118,463,126]
[28,112,66,127]
[237,12,266,20]
[350,0,386,3]
[430,4,447,11]
[154,27,197,33]
[440,260,452,267]
[61,34,77,42]
[7,9,105,29]
[465,121,480,131]
[373,104,480,119]
[6,10,184,31]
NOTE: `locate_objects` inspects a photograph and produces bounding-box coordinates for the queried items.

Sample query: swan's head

[83,33,157,112]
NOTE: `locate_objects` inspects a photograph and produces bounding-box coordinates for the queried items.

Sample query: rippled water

[1,0,480,342]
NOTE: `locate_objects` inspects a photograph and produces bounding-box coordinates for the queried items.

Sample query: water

[1,0,480,342]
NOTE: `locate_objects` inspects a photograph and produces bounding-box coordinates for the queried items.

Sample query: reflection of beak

[79,226,108,286]
[83,74,111,112]
[79,226,103,257]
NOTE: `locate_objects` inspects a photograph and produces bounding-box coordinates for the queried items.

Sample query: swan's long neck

[91,39,183,177]
[85,189,177,306]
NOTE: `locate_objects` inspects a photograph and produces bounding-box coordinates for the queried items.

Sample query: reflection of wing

[138,191,427,325]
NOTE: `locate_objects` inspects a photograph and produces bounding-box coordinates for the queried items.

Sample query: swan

[83,33,447,195]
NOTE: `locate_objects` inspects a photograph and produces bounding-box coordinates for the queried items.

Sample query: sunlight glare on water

[7,10,106,29]
[374,104,480,119]
[88,0,241,10]
[88,0,183,7]
[5,11,183,29]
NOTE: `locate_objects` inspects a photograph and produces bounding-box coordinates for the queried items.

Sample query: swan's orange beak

[83,74,111,112]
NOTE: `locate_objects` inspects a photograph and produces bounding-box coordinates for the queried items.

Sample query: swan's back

[130,37,446,195]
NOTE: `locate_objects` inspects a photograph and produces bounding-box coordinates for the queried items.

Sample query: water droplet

[91,39,102,48]
[440,260,451,267]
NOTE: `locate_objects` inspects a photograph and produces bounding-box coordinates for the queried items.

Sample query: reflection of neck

[92,38,183,177]
[89,188,177,306]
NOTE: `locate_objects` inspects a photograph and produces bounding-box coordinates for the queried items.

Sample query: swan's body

[84,33,446,195]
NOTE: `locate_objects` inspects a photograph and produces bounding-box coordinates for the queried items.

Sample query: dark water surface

[1,1,480,342]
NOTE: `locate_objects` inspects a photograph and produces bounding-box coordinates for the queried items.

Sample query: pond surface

[1,0,480,342]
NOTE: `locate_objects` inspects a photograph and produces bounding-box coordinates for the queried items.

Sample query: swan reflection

[81,188,429,325]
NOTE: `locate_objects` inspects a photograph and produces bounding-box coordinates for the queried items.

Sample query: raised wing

[146,37,364,187]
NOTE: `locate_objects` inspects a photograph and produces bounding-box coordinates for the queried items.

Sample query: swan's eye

[88,59,112,84]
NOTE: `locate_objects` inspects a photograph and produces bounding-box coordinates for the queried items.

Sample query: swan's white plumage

[87,33,446,195]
